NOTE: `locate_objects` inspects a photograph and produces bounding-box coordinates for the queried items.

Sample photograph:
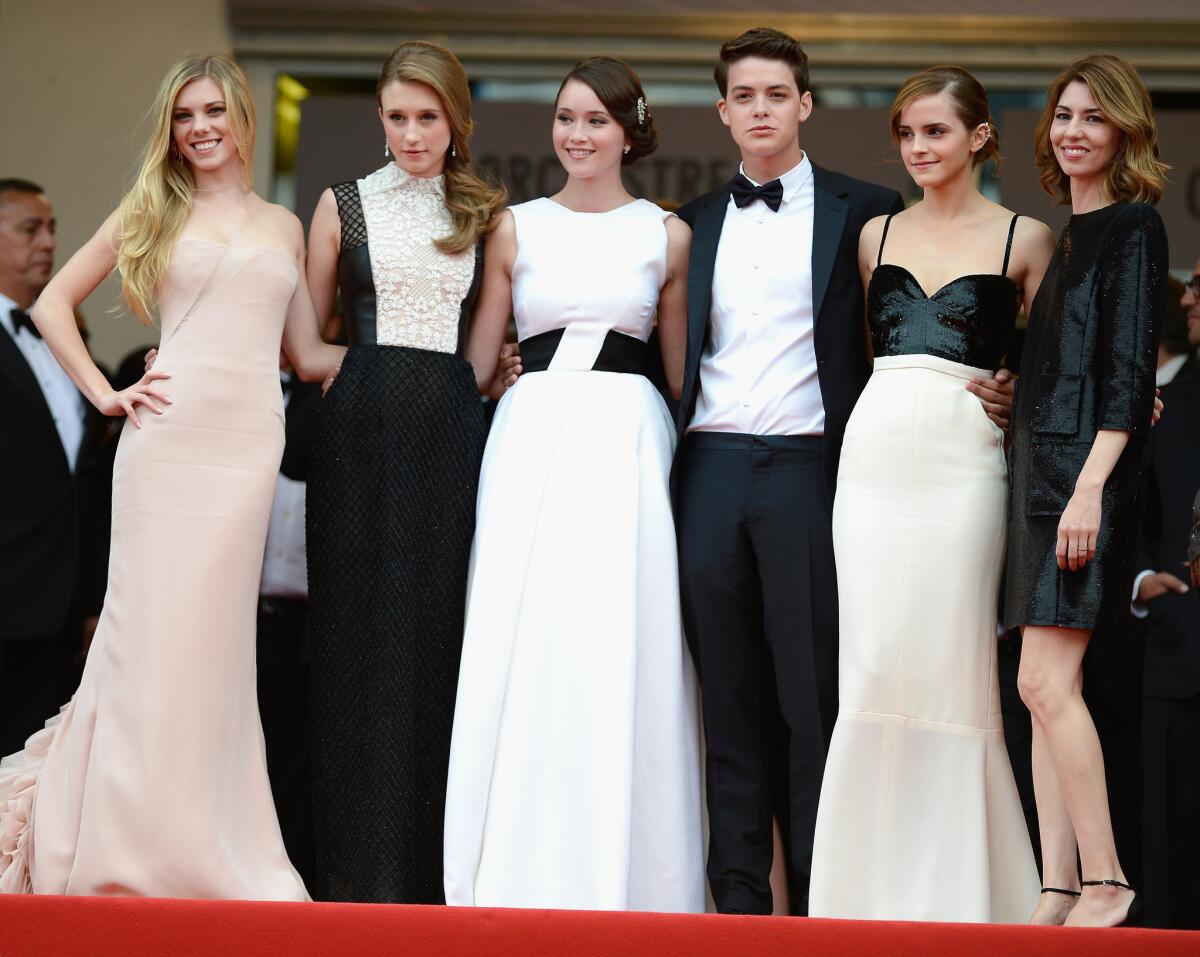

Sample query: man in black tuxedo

[1132,261,1200,929]
[674,29,1011,915]
[0,179,104,756]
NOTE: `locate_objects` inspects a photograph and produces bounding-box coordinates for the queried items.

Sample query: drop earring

[450,142,457,158]
[623,145,631,155]
[384,141,390,158]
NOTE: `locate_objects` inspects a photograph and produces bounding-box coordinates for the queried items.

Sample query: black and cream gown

[306,163,486,903]
[809,215,1039,922]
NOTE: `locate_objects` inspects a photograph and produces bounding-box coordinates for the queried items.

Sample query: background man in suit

[255,358,322,893]
[1156,276,1200,387]
[0,178,103,756]
[674,29,1013,915]
[1132,257,1200,929]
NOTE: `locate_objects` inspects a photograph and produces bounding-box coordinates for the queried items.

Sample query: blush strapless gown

[0,239,309,900]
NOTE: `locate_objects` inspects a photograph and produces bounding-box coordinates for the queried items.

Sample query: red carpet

[1,896,1196,957]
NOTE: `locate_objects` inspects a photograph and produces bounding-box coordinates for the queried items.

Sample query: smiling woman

[1005,54,1170,930]
[0,51,342,901]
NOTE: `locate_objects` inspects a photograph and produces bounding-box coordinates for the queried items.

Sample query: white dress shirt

[689,154,824,436]
[259,378,308,599]
[0,291,86,471]
[1156,352,1189,386]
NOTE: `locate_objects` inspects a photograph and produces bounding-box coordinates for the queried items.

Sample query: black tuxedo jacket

[0,329,105,639]
[1139,377,1200,699]
[675,163,904,502]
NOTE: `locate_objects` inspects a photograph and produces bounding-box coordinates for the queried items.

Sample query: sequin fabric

[1004,202,1167,634]
[357,164,475,354]
[868,267,1016,369]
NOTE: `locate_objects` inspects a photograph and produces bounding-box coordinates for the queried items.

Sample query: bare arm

[463,210,516,392]
[656,215,690,400]
[31,210,171,426]
[1058,429,1130,572]
[280,211,345,382]
[857,215,886,363]
[306,188,341,330]
[964,218,1055,429]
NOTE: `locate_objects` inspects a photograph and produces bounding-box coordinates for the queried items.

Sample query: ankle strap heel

[1081,879,1134,892]
[1041,886,1082,897]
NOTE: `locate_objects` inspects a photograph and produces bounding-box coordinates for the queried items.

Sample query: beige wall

[0,0,230,368]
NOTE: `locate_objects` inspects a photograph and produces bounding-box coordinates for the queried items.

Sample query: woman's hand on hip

[96,370,172,428]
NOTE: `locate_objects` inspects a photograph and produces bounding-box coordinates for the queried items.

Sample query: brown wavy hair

[116,54,255,323]
[557,57,657,167]
[377,41,506,253]
[890,65,1001,171]
[1034,54,1168,206]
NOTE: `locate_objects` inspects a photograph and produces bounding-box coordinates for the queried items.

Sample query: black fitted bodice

[867,214,1019,371]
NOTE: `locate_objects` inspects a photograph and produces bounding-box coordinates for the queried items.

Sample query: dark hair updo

[557,56,658,166]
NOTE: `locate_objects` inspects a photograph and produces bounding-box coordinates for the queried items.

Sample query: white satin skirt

[809,353,1039,923]
[443,369,705,912]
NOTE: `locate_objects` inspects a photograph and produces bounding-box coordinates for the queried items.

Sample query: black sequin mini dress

[1004,202,1167,634]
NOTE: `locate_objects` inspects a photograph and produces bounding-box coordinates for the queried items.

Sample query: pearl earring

[623,145,631,155]
[384,141,390,158]
[450,143,457,158]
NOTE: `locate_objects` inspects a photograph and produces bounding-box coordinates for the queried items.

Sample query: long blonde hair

[1034,55,1169,206]
[377,42,505,254]
[116,54,256,322]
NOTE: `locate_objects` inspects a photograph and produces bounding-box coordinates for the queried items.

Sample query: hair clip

[636,96,646,126]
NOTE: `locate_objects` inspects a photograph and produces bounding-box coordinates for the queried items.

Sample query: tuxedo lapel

[811,165,849,325]
[0,326,67,469]
[686,186,730,353]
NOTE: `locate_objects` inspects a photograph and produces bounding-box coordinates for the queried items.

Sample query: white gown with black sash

[443,197,705,912]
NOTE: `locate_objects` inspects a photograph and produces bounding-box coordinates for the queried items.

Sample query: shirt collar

[737,153,812,207]
[0,292,19,337]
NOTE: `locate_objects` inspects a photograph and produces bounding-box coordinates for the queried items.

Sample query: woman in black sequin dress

[809,67,1055,923]
[303,42,504,903]
[1005,55,1169,928]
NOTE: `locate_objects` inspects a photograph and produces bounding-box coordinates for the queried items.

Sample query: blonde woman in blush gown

[0,54,343,898]
[808,67,1054,922]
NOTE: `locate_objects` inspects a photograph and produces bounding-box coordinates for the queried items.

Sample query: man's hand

[966,368,1014,431]
[1137,571,1190,603]
[1151,388,1163,427]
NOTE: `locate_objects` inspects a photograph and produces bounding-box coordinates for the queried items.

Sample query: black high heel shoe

[1080,878,1141,927]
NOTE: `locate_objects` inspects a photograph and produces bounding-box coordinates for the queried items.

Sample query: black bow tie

[730,173,785,212]
[10,307,40,339]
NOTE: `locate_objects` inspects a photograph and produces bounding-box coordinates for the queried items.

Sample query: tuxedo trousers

[0,622,79,759]
[676,432,837,915]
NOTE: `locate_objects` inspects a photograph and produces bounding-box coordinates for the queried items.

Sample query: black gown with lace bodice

[306,164,486,904]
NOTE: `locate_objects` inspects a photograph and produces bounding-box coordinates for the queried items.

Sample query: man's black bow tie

[10,307,40,339]
[730,173,785,212]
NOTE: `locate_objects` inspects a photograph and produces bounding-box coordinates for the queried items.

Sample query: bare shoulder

[485,208,517,264]
[664,212,691,243]
[858,213,890,253]
[1013,215,1056,249]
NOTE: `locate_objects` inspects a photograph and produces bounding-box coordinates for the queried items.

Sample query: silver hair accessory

[636,96,646,126]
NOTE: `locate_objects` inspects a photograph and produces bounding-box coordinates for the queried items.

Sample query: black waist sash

[519,328,650,376]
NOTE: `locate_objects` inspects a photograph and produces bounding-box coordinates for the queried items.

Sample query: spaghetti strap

[877,214,896,268]
[1000,214,1019,276]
